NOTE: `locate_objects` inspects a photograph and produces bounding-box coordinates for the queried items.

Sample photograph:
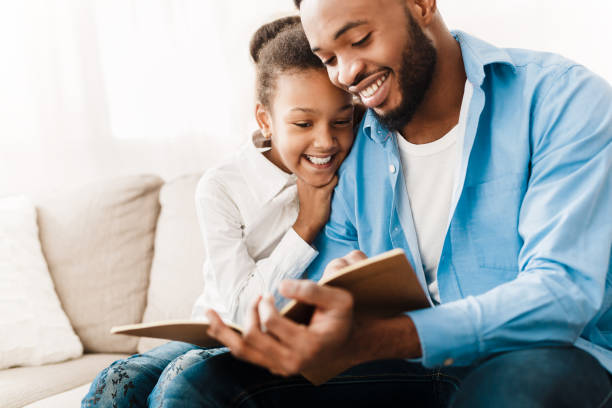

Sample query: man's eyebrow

[334,20,367,40]
[338,104,353,112]
[311,20,368,54]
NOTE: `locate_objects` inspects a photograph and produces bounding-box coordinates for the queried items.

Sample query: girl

[82,16,355,407]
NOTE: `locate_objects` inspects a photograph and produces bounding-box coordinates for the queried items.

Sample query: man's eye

[352,33,371,47]
[323,56,336,66]
[294,122,312,128]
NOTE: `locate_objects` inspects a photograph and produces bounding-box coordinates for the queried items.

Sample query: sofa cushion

[24,383,91,408]
[0,196,83,369]
[37,175,163,353]
[138,174,205,353]
[0,353,128,408]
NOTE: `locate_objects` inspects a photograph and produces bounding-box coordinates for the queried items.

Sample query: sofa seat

[25,383,92,407]
[0,353,127,408]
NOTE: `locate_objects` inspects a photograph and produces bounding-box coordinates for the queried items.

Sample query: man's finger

[246,295,263,332]
[258,295,305,345]
[206,309,245,348]
[322,257,349,278]
[344,250,367,264]
[207,309,282,370]
[279,280,353,314]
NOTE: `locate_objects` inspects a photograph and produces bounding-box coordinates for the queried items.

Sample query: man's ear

[407,0,437,26]
[255,103,272,138]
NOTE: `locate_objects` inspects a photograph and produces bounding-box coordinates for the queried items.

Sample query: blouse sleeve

[192,172,318,326]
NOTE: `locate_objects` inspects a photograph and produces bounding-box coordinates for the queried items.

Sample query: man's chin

[373,106,416,133]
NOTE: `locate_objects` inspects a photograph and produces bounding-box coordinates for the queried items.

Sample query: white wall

[0,0,610,197]
[440,0,612,82]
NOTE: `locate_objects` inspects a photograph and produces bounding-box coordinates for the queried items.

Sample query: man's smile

[349,70,391,108]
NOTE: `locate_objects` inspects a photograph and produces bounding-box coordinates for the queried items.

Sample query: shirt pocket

[465,175,524,271]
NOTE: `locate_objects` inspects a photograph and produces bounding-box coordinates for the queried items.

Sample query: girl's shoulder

[195,141,255,201]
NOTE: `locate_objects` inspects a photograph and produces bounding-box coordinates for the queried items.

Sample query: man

[183,0,612,406]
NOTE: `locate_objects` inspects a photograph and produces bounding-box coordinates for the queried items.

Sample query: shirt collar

[452,30,516,85]
[363,30,516,145]
[240,136,296,205]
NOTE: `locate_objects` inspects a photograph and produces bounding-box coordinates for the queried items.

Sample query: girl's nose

[313,127,336,150]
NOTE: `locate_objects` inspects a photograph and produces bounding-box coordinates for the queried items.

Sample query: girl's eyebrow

[289,104,352,114]
[290,107,317,113]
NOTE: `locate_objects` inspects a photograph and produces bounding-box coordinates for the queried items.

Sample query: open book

[111,248,430,384]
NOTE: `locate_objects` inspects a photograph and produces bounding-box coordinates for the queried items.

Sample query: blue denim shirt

[307,31,612,370]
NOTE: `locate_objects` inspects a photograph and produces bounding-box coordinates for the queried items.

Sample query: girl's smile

[257,68,354,187]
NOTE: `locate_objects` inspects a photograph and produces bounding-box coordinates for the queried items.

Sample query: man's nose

[336,56,365,89]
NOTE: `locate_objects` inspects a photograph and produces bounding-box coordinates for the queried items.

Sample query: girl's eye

[294,122,312,128]
[352,32,371,47]
[334,119,352,127]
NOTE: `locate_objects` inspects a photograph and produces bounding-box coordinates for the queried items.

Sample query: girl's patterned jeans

[81,341,228,408]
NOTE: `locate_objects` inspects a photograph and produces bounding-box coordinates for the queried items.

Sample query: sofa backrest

[36,175,163,354]
[137,173,205,352]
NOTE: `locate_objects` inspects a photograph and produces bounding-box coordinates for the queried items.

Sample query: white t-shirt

[397,81,473,303]
[191,139,318,326]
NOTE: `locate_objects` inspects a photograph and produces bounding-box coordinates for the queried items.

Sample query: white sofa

[1,173,207,407]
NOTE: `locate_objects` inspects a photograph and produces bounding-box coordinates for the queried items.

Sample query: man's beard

[374,13,437,132]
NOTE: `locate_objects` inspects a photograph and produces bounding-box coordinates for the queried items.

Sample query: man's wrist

[350,315,422,366]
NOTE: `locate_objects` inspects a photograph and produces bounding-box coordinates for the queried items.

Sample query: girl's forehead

[273,70,351,106]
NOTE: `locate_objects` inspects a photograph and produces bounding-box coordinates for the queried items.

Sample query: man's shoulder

[504,47,581,78]
[456,31,588,84]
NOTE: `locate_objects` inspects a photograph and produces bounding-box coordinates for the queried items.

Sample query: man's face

[300,0,437,131]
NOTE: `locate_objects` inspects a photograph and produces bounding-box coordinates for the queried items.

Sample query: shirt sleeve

[194,173,318,326]
[408,66,612,367]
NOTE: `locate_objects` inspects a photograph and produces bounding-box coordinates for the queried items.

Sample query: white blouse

[191,139,318,326]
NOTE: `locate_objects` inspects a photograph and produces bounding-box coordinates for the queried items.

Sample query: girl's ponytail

[249,16,323,109]
[250,16,300,64]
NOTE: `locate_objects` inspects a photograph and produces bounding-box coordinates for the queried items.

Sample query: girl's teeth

[306,155,332,165]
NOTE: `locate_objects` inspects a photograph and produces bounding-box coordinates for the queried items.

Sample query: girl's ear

[255,103,272,138]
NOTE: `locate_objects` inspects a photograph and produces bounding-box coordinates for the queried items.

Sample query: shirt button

[389,164,396,174]
[443,358,454,367]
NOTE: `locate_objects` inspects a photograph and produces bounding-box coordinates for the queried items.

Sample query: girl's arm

[193,173,318,326]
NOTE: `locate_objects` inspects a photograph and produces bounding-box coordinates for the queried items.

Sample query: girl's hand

[293,175,338,244]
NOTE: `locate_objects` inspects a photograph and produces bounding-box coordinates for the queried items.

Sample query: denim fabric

[149,347,228,406]
[81,341,228,408]
[452,347,612,408]
[138,346,611,408]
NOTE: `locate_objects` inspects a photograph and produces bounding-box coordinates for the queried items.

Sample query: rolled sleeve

[267,227,319,283]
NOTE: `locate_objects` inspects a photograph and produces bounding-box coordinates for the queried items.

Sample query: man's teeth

[306,155,332,165]
[360,73,388,98]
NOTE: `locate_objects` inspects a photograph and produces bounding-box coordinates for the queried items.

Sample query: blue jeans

[155,346,612,407]
[81,341,228,407]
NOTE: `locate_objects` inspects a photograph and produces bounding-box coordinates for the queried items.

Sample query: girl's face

[258,69,355,187]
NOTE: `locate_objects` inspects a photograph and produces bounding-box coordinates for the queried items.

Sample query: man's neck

[400,32,466,145]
